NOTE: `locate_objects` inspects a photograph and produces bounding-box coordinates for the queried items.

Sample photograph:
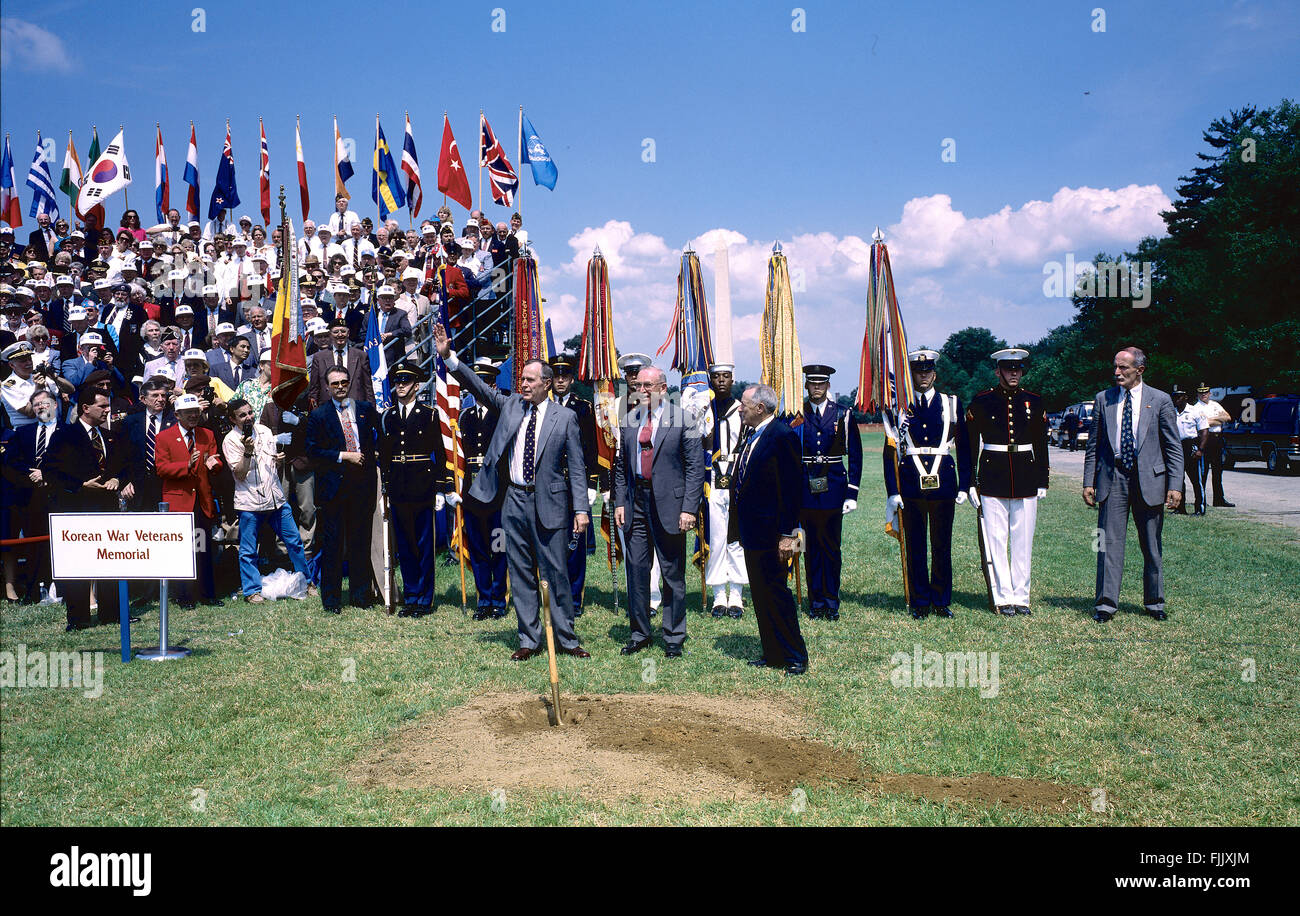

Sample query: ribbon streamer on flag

[270,187,308,410]
[512,253,547,391]
[760,241,803,419]
[577,248,623,570]
[656,245,715,408]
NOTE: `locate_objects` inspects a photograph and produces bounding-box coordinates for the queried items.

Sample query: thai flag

[154,124,169,223]
[25,136,60,222]
[259,120,271,226]
[479,114,518,207]
[401,114,422,220]
[183,124,200,221]
[365,301,391,411]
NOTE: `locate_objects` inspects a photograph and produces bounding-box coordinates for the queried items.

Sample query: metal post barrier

[136,501,191,661]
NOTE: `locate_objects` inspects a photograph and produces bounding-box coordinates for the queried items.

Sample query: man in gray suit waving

[613,365,704,658]
[1083,347,1184,623]
[433,323,592,660]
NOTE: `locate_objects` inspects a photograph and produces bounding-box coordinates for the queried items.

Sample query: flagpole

[442,110,448,210]
[405,111,412,231]
[477,110,483,213]
[65,130,75,221]
[120,125,128,211]
[517,105,523,220]
[376,113,381,228]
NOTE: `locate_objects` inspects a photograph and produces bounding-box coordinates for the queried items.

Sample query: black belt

[634,477,653,490]
[508,482,536,493]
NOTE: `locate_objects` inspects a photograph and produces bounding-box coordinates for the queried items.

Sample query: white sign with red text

[49,513,196,580]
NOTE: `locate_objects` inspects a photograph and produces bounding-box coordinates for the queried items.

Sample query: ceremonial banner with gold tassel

[512,253,548,390]
[270,187,308,409]
[761,241,803,419]
[577,248,623,569]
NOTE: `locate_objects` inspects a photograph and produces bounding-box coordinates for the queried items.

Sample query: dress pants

[318,475,376,608]
[392,500,435,607]
[1180,439,1204,511]
[1202,433,1228,503]
[800,507,844,611]
[981,495,1037,607]
[502,485,579,650]
[744,547,807,667]
[465,501,507,608]
[901,497,955,608]
[1095,466,1165,614]
[625,484,688,648]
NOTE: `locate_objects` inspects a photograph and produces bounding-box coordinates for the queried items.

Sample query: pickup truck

[1221,395,1300,475]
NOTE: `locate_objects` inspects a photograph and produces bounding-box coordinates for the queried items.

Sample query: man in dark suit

[373,286,412,368]
[612,365,703,657]
[551,355,601,617]
[42,387,127,630]
[154,393,224,607]
[1,388,61,600]
[305,364,380,613]
[308,318,373,408]
[1083,347,1184,623]
[26,213,57,264]
[119,378,177,511]
[433,322,591,661]
[731,384,807,675]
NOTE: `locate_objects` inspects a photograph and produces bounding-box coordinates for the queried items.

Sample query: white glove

[587,487,598,506]
[274,432,292,446]
[886,494,903,523]
[435,494,445,511]
[281,410,299,427]
[601,491,611,506]
[955,491,968,505]
[445,492,462,508]
[967,488,981,509]
[842,499,857,515]
[1036,487,1047,499]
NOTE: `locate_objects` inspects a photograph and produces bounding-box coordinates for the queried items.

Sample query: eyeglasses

[327,380,350,388]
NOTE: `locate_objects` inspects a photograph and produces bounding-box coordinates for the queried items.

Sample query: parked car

[1051,402,1093,448]
[1221,395,1300,475]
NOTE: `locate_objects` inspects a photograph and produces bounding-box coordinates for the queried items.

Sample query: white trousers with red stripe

[981,495,1037,607]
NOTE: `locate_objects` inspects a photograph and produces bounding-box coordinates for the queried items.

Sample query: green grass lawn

[3,431,1297,826]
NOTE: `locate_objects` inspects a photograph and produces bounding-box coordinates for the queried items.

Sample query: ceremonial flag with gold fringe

[577,249,623,565]
[512,253,548,390]
[270,200,308,410]
[761,242,803,419]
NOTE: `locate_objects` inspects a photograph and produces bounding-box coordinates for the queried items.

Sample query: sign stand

[118,581,131,663]
[136,502,191,661]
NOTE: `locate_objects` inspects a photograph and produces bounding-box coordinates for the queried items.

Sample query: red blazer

[154,424,222,516]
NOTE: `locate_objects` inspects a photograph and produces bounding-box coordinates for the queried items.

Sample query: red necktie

[638,417,654,479]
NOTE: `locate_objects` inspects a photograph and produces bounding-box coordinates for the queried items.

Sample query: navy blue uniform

[884,390,972,609]
[557,391,599,614]
[460,400,507,612]
[379,400,450,610]
[798,399,863,613]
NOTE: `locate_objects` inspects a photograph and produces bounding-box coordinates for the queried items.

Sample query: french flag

[154,124,169,223]
[183,123,199,221]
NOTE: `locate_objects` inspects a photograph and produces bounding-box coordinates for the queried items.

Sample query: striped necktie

[35,423,49,466]
[147,414,158,471]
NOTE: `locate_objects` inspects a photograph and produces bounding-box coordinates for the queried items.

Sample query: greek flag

[26,138,60,221]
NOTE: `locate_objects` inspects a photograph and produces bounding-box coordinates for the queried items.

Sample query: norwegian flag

[479,114,518,207]
[401,113,422,219]
[258,119,271,226]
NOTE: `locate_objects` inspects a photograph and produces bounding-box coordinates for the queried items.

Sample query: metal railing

[413,255,518,399]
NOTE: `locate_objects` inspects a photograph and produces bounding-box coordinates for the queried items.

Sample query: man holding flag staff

[884,350,971,619]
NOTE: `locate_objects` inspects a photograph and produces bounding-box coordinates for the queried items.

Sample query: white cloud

[0,19,74,73]
[541,184,1170,389]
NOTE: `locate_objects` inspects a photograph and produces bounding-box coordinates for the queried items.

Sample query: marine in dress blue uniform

[883,350,972,618]
[461,358,509,619]
[379,360,451,616]
[797,364,863,620]
[551,356,600,617]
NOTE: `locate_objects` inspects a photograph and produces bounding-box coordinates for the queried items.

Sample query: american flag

[435,267,468,559]
[401,113,422,219]
[258,119,271,226]
[479,114,518,207]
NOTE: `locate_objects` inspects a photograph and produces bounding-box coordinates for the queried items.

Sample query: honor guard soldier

[965,348,1049,615]
[461,357,508,619]
[798,364,863,620]
[379,360,451,616]
[704,362,748,617]
[883,350,972,619]
[551,355,600,617]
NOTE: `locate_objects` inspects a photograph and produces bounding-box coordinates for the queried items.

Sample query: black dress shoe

[1213,501,1235,508]
[64,622,93,632]
[748,657,771,667]
[620,639,652,655]
[322,606,342,615]
[998,606,1017,616]
[825,609,840,621]
[664,644,683,658]
[574,607,584,618]
[128,615,142,624]
[1149,609,1168,621]
[1194,507,1206,516]
[472,607,492,620]
[491,607,509,619]
[397,608,414,618]
[932,606,953,618]
[784,662,808,675]
[711,605,727,618]
[1016,606,1032,616]
[911,607,930,620]
[728,607,743,619]
[1092,610,1114,623]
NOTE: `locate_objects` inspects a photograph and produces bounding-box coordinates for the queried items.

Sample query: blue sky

[3,0,1297,388]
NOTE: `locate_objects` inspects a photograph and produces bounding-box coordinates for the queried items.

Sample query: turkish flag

[437,115,472,211]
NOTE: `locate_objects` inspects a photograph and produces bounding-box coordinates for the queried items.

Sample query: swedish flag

[371,118,405,220]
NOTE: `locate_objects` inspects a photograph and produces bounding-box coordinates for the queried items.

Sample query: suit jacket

[613,401,704,534]
[375,308,411,367]
[304,398,380,504]
[154,423,221,516]
[452,360,590,530]
[730,419,802,551]
[1084,384,1183,507]
[42,419,126,512]
[206,346,253,391]
[1,420,62,508]
[120,409,177,507]
[26,229,55,263]
[308,345,373,407]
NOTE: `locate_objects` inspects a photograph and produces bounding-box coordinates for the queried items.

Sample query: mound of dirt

[348,692,1084,812]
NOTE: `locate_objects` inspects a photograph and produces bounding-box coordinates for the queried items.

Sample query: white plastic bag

[260,568,309,601]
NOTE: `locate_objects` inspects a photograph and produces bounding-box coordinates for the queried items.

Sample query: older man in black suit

[305,364,380,613]
[731,384,808,674]
[612,365,704,657]
[308,318,373,408]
